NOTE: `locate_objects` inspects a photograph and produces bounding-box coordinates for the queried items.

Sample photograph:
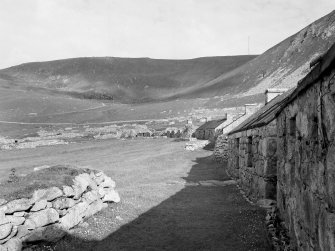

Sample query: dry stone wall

[227,120,277,201]
[276,67,335,250]
[213,135,228,162]
[0,171,120,250]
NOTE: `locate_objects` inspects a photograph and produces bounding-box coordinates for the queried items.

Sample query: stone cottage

[194,117,227,141]
[275,43,335,250]
[213,104,261,162]
[226,88,292,200]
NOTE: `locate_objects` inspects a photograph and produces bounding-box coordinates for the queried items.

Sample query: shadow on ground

[39,156,271,251]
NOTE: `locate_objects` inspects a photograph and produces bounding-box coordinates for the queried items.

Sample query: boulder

[72,181,87,199]
[82,191,100,204]
[102,188,120,203]
[13,212,25,217]
[1,198,32,214]
[98,187,107,198]
[2,237,22,251]
[63,185,75,197]
[24,208,59,230]
[84,200,105,218]
[6,216,25,226]
[32,187,63,202]
[0,212,7,225]
[94,175,105,185]
[0,223,12,240]
[16,225,30,240]
[74,173,97,191]
[52,198,76,210]
[59,201,89,229]
[30,199,47,212]
[100,177,116,188]
[0,225,17,244]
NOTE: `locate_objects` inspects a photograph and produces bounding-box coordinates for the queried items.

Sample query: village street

[1,138,271,250]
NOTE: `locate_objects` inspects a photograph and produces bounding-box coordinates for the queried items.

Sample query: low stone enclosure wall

[0,167,120,250]
[227,120,277,201]
[276,67,335,250]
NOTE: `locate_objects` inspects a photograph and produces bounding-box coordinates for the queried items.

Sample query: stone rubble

[0,171,120,250]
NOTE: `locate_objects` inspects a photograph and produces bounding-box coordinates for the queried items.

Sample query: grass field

[1,138,270,250]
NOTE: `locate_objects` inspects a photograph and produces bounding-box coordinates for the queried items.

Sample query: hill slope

[0,56,256,103]
[2,11,335,104]
[193,10,335,98]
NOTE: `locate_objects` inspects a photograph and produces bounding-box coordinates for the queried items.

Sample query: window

[247,136,253,167]
[288,116,297,163]
[289,116,296,137]
[235,138,240,168]
[311,116,318,141]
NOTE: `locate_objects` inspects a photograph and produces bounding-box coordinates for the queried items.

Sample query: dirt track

[0,138,270,250]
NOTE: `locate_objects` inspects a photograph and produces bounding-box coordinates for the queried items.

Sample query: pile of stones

[213,134,228,162]
[0,171,120,250]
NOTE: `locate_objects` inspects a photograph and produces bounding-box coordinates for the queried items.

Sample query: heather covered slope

[0,55,256,103]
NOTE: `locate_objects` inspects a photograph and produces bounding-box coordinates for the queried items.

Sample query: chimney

[265,88,288,104]
[244,104,259,115]
[226,113,234,123]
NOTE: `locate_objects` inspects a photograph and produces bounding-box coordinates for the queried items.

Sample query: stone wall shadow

[40,156,270,251]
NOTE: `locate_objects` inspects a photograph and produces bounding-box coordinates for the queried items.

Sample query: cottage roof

[228,88,294,135]
[196,118,227,130]
[276,42,335,115]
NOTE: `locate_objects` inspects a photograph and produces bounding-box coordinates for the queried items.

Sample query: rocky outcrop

[0,171,120,250]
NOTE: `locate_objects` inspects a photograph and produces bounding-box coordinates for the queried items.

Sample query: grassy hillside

[0,55,256,103]
[194,10,335,97]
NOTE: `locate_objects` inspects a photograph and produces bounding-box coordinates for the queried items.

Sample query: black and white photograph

[0,1,335,250]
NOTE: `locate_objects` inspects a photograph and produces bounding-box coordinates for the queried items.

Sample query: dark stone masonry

[227,120,278,201]
[221,43,335,250]
[276,60,335,251]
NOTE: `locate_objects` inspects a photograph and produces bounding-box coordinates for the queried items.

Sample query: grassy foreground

[0,138,270,250]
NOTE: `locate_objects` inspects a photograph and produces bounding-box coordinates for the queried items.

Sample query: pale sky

[0,0,334,68]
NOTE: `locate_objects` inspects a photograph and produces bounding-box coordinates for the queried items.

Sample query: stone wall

[194,128,216,141]
[0,171,120,250]
[227,120,277,201]
[276,67,335,250]
[213,134,228,162]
